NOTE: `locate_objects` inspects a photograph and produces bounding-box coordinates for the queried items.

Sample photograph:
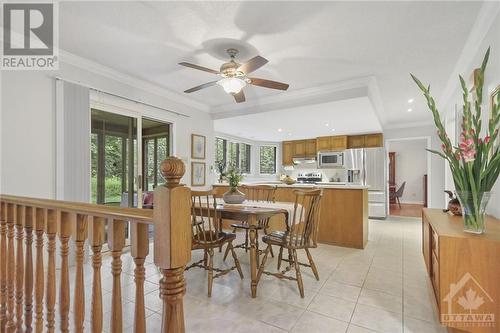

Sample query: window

[215,137,251,174]
[259,146,277,174]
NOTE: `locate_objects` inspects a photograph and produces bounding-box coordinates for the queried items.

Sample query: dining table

[209,199,292,298]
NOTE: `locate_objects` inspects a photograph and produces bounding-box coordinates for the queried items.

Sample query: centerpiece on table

[411,47,499,234]
[222,166,246,204]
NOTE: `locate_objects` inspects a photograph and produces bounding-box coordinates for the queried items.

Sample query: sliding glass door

[90,109,171,207]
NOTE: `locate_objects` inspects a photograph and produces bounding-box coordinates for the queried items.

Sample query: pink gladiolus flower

[479,138,483,145]
[485,136,491,144]
[441,144,446,151]
[462,149,476,162]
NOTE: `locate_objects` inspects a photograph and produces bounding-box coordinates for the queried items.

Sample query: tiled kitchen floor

[62,216,447,332]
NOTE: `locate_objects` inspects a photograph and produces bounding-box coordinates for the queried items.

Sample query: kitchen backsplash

[283,165,347,182]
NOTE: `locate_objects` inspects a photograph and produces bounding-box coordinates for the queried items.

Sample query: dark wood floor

[389,203,424,218]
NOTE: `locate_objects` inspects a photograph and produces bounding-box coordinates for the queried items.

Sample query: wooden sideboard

[422,209,500,333]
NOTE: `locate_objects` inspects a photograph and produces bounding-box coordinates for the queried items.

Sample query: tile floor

[61,215,448,332]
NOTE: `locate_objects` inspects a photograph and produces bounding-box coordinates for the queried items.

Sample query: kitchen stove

[296,172,322,184]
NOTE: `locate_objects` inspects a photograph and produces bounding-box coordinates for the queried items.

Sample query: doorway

[386,138,428,218]
[90,109,170,207]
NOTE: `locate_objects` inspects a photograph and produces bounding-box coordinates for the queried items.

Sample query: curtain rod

[54,76,190,118]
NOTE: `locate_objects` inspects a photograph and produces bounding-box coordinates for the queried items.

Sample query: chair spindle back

[191,190,220,244]
[288,189,322,248]
[241,185,276,202]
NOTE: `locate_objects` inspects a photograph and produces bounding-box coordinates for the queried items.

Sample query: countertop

[213,182,370,190]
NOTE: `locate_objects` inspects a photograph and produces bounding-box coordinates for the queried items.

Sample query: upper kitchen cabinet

[317,135,348,151]
[364,133,384,147]
[347,135,365,149]
[294,140,306,157]
[282,141,294,165]
[305,139,317,157]
[347,134,384,148]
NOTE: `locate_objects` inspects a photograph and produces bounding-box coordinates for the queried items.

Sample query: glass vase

[456,191,491,234]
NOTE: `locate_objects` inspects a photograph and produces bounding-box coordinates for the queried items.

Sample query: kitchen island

[213,183,369,249]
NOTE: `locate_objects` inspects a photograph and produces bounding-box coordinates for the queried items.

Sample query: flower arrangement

[225,166,244,190]
[411,47,500,233]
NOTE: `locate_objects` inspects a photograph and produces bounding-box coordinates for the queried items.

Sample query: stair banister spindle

[73,214,88,332]
[15,204,24,332]
[34,208,45,333]
[108,218,126,333]
[6,204,16,332]
[154,157,191,333]
[0,202,7,330]
[45,209,57,333]
[89,216,105,333]
[24,206,34,332]
[131,223,149,333]
[58,211,72,333]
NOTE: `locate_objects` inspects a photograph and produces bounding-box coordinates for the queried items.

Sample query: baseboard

[399,200,424,205]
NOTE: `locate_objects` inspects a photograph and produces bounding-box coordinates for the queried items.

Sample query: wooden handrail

[0,195,153,224]
[0,156,191,333]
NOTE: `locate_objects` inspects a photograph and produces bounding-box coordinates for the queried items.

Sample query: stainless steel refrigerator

[344,147,387,219]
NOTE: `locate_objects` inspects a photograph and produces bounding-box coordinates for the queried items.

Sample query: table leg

[248,215,258,298]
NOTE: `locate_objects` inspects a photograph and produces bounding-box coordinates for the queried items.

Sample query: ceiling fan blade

[184,81,218,93]
[233,90,246,103]
[249,77,289,90]
[237,56,268,74]
[178,62,220,74]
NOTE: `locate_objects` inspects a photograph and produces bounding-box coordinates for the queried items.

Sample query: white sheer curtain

[55,80,90,202]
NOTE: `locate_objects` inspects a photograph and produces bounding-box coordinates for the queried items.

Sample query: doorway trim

[385,136,432,214]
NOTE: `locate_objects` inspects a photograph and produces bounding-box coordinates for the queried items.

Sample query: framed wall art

[191,134,206,159]
[191,162,206,186]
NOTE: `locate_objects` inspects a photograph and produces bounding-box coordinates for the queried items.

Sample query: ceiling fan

[179,48,289,103]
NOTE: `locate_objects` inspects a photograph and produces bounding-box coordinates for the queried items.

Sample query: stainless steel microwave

[318,151,344,168]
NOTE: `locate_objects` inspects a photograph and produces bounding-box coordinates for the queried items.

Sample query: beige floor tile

[403,316,447,333]
[292,311,349,333]
[347,324,378,333]
[357,288,403,313]
[320,279,361,302]
[351,303,403,333]
[308,294,357,322]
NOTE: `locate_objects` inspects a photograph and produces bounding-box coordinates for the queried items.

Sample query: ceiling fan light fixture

[217,77,247,94]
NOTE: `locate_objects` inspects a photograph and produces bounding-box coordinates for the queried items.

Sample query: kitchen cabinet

[364,133,383,147]
[293,140,306,157]
[347,135,365,148]
[282,141,294,165]
[305,139,317,157]
[317,135,347,151]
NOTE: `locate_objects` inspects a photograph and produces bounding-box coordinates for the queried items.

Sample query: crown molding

[383,120,434,130]
[437,1,500,111]
[59,50,210,113]
[211,76,379,120]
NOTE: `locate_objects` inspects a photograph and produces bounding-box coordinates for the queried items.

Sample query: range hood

[292,157,317,165]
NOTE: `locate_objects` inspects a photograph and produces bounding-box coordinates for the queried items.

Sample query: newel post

[154,157,192,333]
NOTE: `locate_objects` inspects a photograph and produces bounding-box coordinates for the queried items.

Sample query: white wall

[384,125,445,209]
[442,10,500,218]
[1,60,215,199]
[388,139,427,204]
[214,132,281,183]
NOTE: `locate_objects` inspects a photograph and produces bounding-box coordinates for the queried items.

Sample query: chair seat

[263,231,312,248]
[230,222,266,230]
[192,231,236,249]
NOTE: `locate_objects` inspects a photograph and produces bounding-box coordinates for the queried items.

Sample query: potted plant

[215,160,226,184]
[222,166,245,204]
[411,47,499,233]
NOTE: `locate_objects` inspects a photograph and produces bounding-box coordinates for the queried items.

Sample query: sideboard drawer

[431,252,440,304]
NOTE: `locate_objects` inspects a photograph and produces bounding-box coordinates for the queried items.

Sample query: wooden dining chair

[256,189,322,298]
[223,184,277,260]
[186,190,244,297]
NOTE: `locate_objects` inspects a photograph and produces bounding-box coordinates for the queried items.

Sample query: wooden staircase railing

[0,157,191,333]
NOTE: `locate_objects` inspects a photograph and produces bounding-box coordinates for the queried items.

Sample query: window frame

[215,136,252,174]
[259,144,278,175]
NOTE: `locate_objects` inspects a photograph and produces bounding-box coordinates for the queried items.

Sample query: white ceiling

[214,97,382,141]
[59,1,482,137]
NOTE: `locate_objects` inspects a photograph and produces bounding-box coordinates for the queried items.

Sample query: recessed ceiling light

[278,128,283,132]
[407,108,413,112]
[331,129,336,132]
[408,98,414,103]
[288,132,292,136]
[325,123,329,127]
